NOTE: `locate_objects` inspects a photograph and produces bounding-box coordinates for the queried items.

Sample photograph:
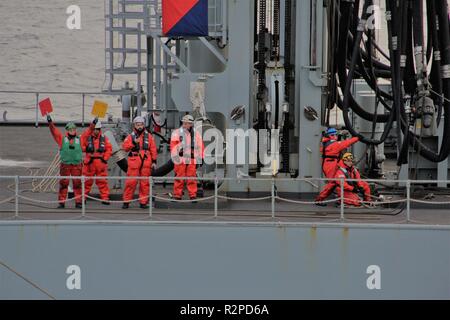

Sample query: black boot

[122,203,129,209]
[75,203,82,209]
[57,203,65,209]
[140,203,149,209]
[190,197,197,204]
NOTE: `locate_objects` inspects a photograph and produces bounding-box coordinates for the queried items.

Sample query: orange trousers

[59,163,82,204]
[83,159,110,201]
[123,156,151,205]
[173,163,197,198]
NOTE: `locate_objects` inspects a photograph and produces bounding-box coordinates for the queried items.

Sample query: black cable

[341,0,397,144]
[336,1,391,123]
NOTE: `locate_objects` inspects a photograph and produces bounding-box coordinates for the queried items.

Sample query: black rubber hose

[341,0,397,145]
[357,37,393,100]
[427,0,443,126]
[347,31,392,71]
[396,0,411,165]
[336,1,391,123]
[118,158,175,177]
[401,0,450,162]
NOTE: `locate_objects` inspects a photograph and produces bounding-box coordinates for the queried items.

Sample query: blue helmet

[326,128,337,135]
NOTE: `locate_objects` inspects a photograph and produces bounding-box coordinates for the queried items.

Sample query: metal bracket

[199,37,227,65]
[148,32,191,74]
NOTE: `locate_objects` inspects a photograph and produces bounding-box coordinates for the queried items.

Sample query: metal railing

[0,175,449,223]
[0,90,129,127]
[0,89,181,126]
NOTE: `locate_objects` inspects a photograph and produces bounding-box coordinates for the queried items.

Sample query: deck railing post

[81,176,85,217]
[15,176,19,218]
[340,178,345,220]
[271,178,275,218]
[149,176,153,218]
[35,93,39,127]
[406,180,411,222]
[214,177,218,218]
[82,93,85,127]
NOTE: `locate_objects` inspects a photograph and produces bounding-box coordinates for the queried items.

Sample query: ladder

[104,0,227,113]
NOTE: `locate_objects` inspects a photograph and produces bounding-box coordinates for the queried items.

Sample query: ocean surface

[0,0,132,122]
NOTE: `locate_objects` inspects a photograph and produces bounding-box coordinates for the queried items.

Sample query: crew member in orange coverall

[122,116,157,209]
[316,152,371,207]
[170,114,204,201]
[81,119,112,204]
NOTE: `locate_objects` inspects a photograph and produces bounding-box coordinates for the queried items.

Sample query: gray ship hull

[1,221,449,299]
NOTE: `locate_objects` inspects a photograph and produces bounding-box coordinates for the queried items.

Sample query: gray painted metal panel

[1,222,449,299]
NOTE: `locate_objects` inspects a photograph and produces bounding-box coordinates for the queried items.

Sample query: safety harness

[129,131,150,172]
[86,135,105,154]
[179,128,197,159]
[130,131,150,153]
[339,167,359,189]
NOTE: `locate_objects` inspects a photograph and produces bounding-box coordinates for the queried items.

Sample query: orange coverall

[316,160,371,206]
[81,124,113,201]
[170,127,204,199]
[122,129,157,205]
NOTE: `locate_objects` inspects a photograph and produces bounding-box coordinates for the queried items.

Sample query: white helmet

[133,116,145,124]
[181,114,194,124]
[94,121,102,129]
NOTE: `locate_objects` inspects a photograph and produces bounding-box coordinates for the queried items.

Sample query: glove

[131,139,140,152]
[93,117,98,125]
[47,114,52,122]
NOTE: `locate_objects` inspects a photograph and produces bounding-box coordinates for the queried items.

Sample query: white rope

[153,195,216,203]
[32,153,61,193]
[217,195,273,201]
[409,198,450,205]
[276,196,339,205]
[86,194,147,204]
[360,199,408,205]
[18,195,78,204]
[0,196,15,205]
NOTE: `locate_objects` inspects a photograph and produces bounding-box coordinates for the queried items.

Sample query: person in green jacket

[47,115,91,208]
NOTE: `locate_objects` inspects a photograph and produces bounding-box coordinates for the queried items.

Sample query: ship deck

[1,124,449,225]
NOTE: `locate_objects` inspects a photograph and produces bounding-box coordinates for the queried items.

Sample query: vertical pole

[155,34,161,110]
[147,36,153,112]
[214,177,218,218]
[35,93,39,128]
[108,0,114,92]
[15,176,19,218]
[137,23,142,116]
[406,180,411,222]
[149,176,153,218]
[82,93,85,127]
[271,178,275,218]
[81,176,85,217]
[340,178,345,220]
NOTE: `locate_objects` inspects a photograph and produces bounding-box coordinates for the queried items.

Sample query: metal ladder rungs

[101,89,137,95]
[105,13,146,19]
[106,67,147,74]
[106,27,142,34]
[105,48,147,53]
[118,0,149,5]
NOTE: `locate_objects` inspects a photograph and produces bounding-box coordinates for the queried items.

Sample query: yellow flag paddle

[91,100,108,118]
